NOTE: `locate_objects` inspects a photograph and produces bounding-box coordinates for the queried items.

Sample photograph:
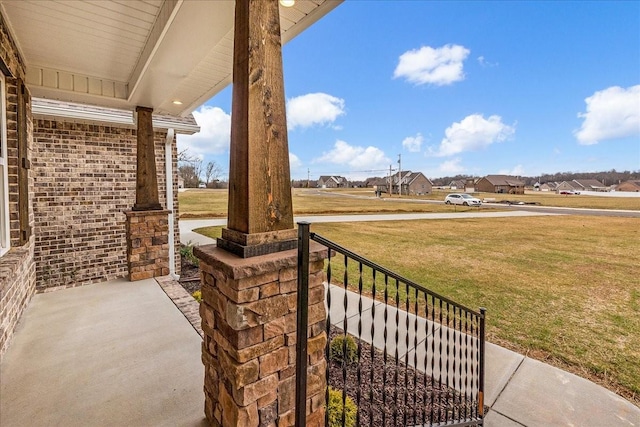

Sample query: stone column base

[194,243,328,427]
[124,210,170,281]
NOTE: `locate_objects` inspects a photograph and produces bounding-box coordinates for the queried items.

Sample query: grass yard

[307,216,639,403]
[178,188,488,218]
[184,187,639,402]
[178,188,640,219]
[191,215,639,403]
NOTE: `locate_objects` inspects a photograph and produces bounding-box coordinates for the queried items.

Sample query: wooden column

[133,106,162,211]
[217,0,296,258]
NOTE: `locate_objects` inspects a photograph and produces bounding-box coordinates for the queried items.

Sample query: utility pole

[388,164,393,196]
[397,154,402,196]
[307,168,310,188]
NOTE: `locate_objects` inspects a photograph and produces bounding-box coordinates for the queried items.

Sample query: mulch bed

[178,252,480,426]
[179,254,201,295]
[327,327,479,426]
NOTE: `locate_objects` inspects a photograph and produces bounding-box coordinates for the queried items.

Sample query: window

[0,73,9,255]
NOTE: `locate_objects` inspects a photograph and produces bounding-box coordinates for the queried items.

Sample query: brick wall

[0,11,36,358]
[32,121,180,290]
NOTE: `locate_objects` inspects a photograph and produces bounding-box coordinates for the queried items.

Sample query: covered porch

[1,277,206,426]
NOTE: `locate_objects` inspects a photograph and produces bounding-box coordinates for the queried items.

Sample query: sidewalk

[327,285,640,427]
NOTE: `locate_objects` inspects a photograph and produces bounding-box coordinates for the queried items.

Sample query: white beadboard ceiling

[0,0,341,116]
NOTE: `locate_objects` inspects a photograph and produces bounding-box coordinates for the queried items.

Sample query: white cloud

[574,85,640,145]
[438,158,465,174]
[287,93,345,130]
[433,114,515,157]
[402,133,423,152]
[394,44,470,86]
[177,106,230,156]
[499,164,525,176]
[289,152,302,170]
[314,140,390,172]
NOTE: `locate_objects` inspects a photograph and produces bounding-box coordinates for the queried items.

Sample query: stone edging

[155,275,203,338]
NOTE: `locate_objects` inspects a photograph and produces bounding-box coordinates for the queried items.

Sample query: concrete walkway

[179,210,562,246]
[0,278,206,427]
[327,285,640,426]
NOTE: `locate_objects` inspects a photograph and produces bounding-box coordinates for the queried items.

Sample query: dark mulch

[327,327,480,427]
[179,255,201,295]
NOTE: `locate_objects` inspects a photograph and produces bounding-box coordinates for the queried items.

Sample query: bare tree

[178,148,204,187]
[204,161,222,185]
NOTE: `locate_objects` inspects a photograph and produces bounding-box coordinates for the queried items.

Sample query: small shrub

[192,290,202,303]
[180,243,199,267]
[327,387,357,427]
[329,335,358,364]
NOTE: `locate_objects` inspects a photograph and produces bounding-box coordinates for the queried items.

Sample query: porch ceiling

[0,0,341,116]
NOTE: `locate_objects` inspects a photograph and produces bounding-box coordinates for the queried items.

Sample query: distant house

[573,179,607,192]
[317,175,348,188]
[556,179,606,193]
[391,171,432,195]
[178,177,185,189]
[449,179,466,190]
[539,182,558,192]
[475,175,525,194]
[366,177,389,194]
[615,180,640,192]
[403,171,433,195]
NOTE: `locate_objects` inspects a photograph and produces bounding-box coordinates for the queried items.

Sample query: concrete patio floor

[0,278,206,427]
[2,277,638,426]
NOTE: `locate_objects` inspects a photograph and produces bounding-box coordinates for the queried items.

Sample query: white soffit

[1,0,342,116]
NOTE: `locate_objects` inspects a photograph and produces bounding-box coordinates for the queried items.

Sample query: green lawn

[178,188,640,219]
[309,217,640,404]
[184,188,640,403]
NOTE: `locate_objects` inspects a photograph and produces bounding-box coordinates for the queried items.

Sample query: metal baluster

[479,308,486,422]
[438,299,443,423]
[412,287,419,425]
[382,274,389,427]
[341,255,348,427]
[324,246,332,427]
[430,294,436,425]
[393,278,400,426]
[464,310,470,421]
[369,269,377,426]
[356,262,363,426]
[421,290,429,426]
[458,307,464,421]
[403,280,410,426]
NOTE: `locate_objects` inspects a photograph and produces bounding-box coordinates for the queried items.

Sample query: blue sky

[177,1,640,181]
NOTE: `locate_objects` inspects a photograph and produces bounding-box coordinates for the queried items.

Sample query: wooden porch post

[217,0,296,258]
[133,106,162,211]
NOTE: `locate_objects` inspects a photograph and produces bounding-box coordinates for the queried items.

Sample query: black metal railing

[295,222,486,427]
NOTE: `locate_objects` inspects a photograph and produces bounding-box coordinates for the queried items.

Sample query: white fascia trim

[32,98,199,134]
[32,101,133,126]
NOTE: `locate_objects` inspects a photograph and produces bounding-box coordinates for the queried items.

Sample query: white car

[444,193,482,206]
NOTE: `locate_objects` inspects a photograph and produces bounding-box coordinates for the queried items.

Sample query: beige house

[476,175,525,194]
[616,180,640,192]
[394,171,433,195]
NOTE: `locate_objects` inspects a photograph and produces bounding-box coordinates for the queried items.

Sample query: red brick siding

[0,11,36,358]
[32,120,180,290]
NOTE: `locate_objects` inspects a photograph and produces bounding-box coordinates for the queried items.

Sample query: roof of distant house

[482,175,525,186]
